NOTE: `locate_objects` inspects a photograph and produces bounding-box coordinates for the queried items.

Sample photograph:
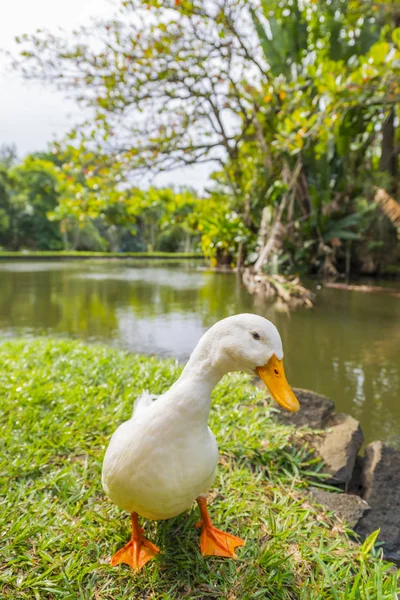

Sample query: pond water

[1,258,399,448]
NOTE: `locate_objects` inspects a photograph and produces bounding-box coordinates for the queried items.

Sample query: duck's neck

[180,355,225,392]
[169,335,229,424]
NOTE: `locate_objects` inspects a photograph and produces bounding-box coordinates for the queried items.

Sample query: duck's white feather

[102,379,219,519]
[102,314,283,521]
[132,390,158,416]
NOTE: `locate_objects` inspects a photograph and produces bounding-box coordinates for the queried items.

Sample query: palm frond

[374,188,400,231]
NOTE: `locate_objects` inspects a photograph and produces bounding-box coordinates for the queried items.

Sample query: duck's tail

[132,390,158,416]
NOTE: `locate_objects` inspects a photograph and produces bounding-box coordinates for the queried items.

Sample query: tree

[0,144,18,169]
[11,1,270,195]
[10,0,400,275]
[247,0,400,274]
[13,156,64,250]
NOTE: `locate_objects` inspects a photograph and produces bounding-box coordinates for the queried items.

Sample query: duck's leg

[195,496,245,558]
[111,512,160,571]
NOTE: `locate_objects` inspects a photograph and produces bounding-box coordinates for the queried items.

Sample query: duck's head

[205,313,300,413]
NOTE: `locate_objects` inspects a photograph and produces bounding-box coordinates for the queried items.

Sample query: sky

[0,0,212,189]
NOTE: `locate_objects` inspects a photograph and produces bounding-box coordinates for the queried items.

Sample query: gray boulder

[309,487,370,527]
[361,441,400,507]
[347,455,365,496]
[275,387,335,429]
[315,413,364,486]
[273,387,363,486]
[355,441,400,563]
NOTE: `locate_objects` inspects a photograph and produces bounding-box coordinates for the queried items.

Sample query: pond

[1,258,399,448]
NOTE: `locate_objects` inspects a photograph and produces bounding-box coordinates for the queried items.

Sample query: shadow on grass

[106,510,300,599]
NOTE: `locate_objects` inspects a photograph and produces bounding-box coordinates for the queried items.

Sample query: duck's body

[102,314,300,571]
[102,378,219,520]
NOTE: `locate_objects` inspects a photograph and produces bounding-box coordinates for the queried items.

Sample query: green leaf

[324,230,360,241]
[393,28,400,49]
[360,529,380,558]
[369,42,390,63]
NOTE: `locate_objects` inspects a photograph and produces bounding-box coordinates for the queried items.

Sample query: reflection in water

[0,259,399,447]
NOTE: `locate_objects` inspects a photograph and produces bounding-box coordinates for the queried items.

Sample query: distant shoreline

[0,251,204,261]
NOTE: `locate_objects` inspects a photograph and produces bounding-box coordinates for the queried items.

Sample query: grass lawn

[1,339,398,599]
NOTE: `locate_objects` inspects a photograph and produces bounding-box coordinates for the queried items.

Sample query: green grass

[0,339,398,599]
[0,251,203,260]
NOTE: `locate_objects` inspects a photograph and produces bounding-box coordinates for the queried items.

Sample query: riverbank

[1,259,399,447]
[1,339,398,599]
[0,251,204,260]
[273,388,400,564]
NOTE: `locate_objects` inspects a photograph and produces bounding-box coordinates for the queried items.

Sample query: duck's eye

[252,332,261,341]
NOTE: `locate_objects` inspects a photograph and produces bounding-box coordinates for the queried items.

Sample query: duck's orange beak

[256,354,300,413]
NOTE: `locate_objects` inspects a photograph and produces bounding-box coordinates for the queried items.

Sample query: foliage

[0,157,62,250]
[1,338,399,598]
[12,156,64,250]
[0,150,207,254]
[0,250,202,258]
[7,0,400,273]
[246,0,400,274]
[0,154,68,250]
[0,144,252,260]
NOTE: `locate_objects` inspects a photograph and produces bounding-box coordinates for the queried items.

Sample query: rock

[355,511,400,564]
[275,388,335,429]
[272,388,363,486]
[315,413,364,486]
[309,487,370,527]
[354,442,400,563]
[361,442,400,507]
[347,454,365,496]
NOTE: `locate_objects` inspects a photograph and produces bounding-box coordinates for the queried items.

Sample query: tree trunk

[71,225,79,250]
[380,109,397,197]
[345,240,351,283]
[254,158,302,273]
[184,231,191,252]
[236,241,244,269]
[60,221,69,250]
[236,185,253,269]
[253,113,272,171]
[257,206,271,249]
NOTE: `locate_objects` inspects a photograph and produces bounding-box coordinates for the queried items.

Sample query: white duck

[102,314,300,571]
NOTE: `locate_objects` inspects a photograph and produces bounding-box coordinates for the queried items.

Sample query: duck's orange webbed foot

[195,497,245,558]
[111,513,160,571]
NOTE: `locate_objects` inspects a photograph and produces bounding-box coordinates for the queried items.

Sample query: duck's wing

[132,390,158,416]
